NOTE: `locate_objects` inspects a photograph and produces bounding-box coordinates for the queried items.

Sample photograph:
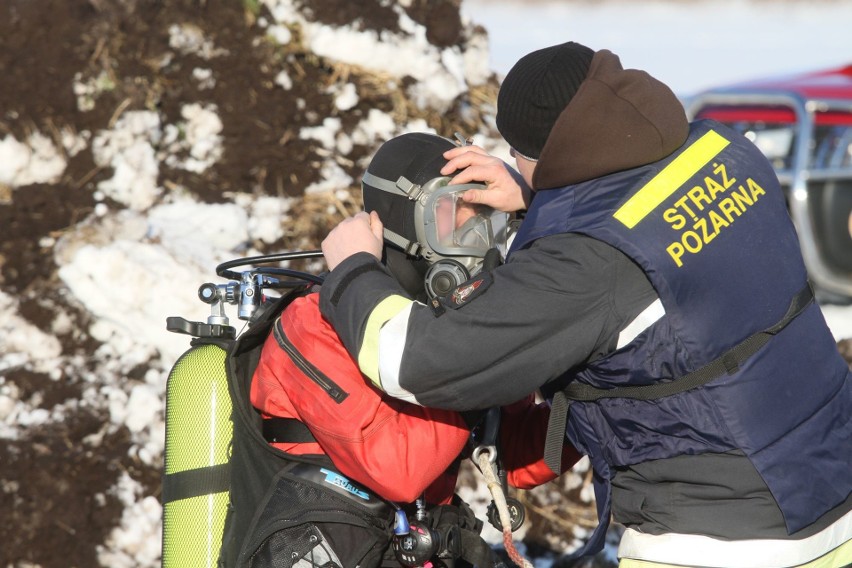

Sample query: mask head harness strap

[362,170,426,258]
[382,227,423,258]
[361,132,509,300]
[361,171,423,201]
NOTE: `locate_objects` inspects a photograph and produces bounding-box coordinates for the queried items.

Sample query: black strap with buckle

[543,282,814,475]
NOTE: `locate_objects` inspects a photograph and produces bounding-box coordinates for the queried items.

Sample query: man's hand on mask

[322,210,384,271]
[441,145,531,212]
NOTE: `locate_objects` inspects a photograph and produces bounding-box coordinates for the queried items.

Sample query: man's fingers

[322,211,385,270]
[440,147,491,175]
[461,188,484,204]
[369,210,384,241]
[448,169,476,186]
[449,164,493,186]
[443,145,487,160]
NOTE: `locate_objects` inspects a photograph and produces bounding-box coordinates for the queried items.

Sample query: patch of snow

[57,239,212,363]
[0,132,67,186]
[266,23,292,45]
[351,108,397,147]
[73,70,117,112]
[168,23,229,59]
[332,82,359,111]
[304,161,354,194]
[242,194,297,244]
[260,0,487,111]
[300,117,342,150]
[165,103,224,174]
[461,25,491,87]
[192,67,216,90]
[274,69,293,90]
[149,199,250,266]
[92,111,163,210]
[0,291,63,374]
[97,473,162,568]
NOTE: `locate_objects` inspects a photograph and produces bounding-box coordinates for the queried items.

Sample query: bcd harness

[164,249,513,567]
[223,289,500,568]
[257,415,500,568]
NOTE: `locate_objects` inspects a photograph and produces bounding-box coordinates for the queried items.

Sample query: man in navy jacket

[319,42,852,567]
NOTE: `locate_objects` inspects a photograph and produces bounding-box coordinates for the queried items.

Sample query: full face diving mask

[361,171,510,299]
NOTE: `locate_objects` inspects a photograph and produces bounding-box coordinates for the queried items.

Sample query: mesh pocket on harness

[250,524,342,568]
[241,470,394,568]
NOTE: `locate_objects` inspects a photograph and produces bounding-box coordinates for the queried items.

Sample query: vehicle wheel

[817,180,852,274]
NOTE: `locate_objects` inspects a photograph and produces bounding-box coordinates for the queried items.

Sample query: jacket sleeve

[251,293,470,504]
[319,234,657,411]
[499,396,583,489]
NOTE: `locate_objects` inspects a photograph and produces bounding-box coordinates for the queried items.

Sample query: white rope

[476,450,534,568]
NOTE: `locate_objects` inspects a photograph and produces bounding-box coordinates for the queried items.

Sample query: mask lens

[456,212,494,249]
[434,192,459,248]
[431,191,508,255]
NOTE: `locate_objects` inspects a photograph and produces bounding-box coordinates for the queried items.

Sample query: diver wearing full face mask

[360,134,510,300]
[240,131,580,568]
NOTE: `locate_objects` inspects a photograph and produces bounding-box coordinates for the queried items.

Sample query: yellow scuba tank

[162,341,233,567]
[163,281,237,568]
[162,252,324,568]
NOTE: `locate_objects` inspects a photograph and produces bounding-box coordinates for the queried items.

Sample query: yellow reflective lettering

[695,217,716,245]
[674,194,698,220]
[687,186,712,211]
[731,186,754,209]
[708,210,730,234]
[663,207,686,230]
[667,241,685,267]
[683,231,702,254]
[747,178,766,200]
[713,162,737,189]
[718,197,742,223]
[705,175,727,200]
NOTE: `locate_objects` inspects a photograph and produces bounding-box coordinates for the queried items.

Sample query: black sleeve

[320,234,656,411]
[318,251,406,358]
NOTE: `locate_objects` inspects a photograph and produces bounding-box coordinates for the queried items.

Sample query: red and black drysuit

[251,292,580,506]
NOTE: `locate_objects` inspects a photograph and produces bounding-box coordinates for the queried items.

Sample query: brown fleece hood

[532,50,689,190]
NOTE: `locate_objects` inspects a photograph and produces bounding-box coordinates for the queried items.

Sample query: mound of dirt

[0,1,508,566]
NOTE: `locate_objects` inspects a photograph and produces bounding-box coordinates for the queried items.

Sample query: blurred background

[1,1,849,567]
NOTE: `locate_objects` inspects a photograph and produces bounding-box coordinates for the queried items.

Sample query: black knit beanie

[496,42,595,160]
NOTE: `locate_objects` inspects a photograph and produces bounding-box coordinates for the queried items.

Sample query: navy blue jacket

[511,119,852,554]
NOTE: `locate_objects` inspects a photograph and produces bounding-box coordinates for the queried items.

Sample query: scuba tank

[162,339,233,567]
[163,279,236,568]
[161,246,521,568]
[162,252,323,568]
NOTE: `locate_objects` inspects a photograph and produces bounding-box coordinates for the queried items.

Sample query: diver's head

[362,132,510,301]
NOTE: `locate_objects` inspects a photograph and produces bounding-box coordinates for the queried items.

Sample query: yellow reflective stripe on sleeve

[613,130,730,229]
[377,302,419,403]
[358,294,414,388]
